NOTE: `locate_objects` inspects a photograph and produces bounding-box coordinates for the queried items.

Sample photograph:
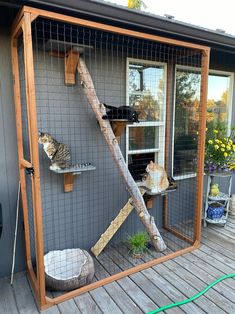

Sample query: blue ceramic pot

[207,203,224,219]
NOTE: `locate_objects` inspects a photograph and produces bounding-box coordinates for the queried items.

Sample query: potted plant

[204,127,235,174]
[207,202,225,220]
[127,231,149,258]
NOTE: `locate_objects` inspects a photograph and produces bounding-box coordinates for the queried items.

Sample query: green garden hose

[147,274,235,314]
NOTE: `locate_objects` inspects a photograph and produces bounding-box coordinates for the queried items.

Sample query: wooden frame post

[22,12,46,308]
[194,48,210,243]
[11,34,33,274]
[163,61,174,230]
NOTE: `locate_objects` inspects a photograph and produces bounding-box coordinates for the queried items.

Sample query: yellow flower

[224,152,228,157]
[227,145,231,150]
[213,129,218,134]
[206,128,208,131]
[214,145,219,150]
[221,144,225,148]
[215,139,220,143]
[229,139,233,145]
[229,163,235,170]
[208,140,213,144]
[233,145,235,151]
[221,148,225,152]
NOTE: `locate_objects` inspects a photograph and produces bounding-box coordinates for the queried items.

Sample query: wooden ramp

[91,188,146,257]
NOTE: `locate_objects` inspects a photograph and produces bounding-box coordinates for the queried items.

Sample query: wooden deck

[1,215,235,314]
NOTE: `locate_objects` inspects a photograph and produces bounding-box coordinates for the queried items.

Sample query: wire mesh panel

[14,10,208,306]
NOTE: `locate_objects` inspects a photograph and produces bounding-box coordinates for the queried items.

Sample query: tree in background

[175,71,200,137]
[128,0,146,10]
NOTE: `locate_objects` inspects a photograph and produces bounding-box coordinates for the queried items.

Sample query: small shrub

[128,231,149,257]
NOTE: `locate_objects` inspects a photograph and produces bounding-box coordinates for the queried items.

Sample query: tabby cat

[144,161,169,194]
[102,103,140,123]
[38,132,71,170]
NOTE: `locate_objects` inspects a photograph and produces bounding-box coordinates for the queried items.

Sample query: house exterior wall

[0,16,25,277]
[17,44,164,258]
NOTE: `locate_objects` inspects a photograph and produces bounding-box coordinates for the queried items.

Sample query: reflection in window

[129,126,159,151]
[173,68,233,177]
[207,74,231,132]
[173,69,200,176]
[126,59,166,181]
[128,62,165,121]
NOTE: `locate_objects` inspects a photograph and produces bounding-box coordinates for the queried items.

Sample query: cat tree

[77,55,167,252]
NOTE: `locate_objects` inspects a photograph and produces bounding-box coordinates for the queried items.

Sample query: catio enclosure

[11,6,210,309]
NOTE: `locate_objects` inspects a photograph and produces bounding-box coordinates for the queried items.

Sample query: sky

[104,0,235,36]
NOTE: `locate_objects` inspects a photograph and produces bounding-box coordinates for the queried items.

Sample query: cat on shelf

[101,103,140,123]
[38,132,91,171]
[38,132,71,170]
[143,161,169,194]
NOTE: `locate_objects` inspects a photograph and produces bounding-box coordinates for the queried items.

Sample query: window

[173,67,233,179]
[126,59,167,181]
[207,71,233,133]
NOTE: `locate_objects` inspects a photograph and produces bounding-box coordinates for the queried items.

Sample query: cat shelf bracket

[64,50,80,85]
[140,184,178,208]
[63,172,79,193]
[44,40,93,85]
[50,165,96,192]
[110,120,130,143]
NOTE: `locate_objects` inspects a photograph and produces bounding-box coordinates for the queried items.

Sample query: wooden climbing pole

[91,188,146,257]
[77,55,167,252]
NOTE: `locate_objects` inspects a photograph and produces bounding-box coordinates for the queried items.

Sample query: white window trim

[172,65,234,180]
[126,58,167,170]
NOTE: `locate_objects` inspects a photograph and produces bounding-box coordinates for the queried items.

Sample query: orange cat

[144,161,169,194]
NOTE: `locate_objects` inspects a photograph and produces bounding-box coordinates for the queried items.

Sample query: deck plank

[12,272,39,314]
[89,287,123,314]
[106,244,199,314]
[74,293,102,314]
[97,250,159,313]
[154,262,223,313]
[0,277,19,314]
[52,291,81,313]
[174,254,235,301]
[94,259,143,313]
[165,257,230,313]
[1,216,235,314]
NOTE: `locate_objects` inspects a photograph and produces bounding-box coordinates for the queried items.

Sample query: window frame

[126,58,167,173]
[172,65,234,180]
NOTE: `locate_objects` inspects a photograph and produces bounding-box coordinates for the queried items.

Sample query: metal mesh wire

[19,17,204,296]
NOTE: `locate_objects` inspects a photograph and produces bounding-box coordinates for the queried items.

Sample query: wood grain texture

[22,12,46,307]
[0,278,19,314]
[11,34,33,271]
[194,50,210,242]
[64,50,80,85]
[20,6,210,52]
[12,272,39,314]
[91,188,146,257]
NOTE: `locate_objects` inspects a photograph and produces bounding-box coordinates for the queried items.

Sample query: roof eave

[5,0,235,51]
